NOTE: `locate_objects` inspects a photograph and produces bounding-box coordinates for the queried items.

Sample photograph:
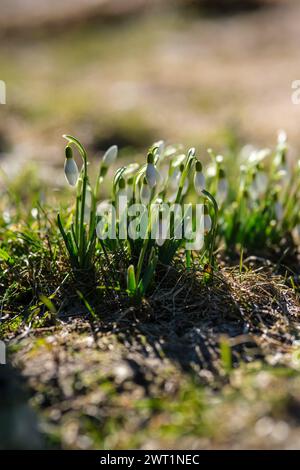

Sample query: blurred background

[0,0,300,183]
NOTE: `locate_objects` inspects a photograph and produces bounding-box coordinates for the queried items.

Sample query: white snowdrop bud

[123,163,139,177]
[216,169,228,204]
[277,129,287,146]
[194,161,205,195]
[64,146,79,186]
[252,170,268,197]
[140,178,151,205]
[146,163,157,188]
[203,205,212,234]
[102,145,118,166]
[96,200,111,216]
[170,168,181,191]
[154,140,165,157]
[145,153,160,189]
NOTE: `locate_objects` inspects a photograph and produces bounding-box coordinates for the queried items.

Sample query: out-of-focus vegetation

[0,0,300,184]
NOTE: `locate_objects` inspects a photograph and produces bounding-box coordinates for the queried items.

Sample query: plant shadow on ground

[43,257,299,390]
[4,261,300,449]
[95,264,299,384]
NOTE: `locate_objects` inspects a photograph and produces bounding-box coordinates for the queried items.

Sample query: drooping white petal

[123,163,139,177]
[64,158,79,186]
[145,163,158,188]
[154,140,165,157]
[204,214,212,234]
[254,171,268,196]
[140,182,151,205]
[206,164,216,178]
[172,154,186,168]
[277,129,287,145]
[126,185,134,200]
[170,168,181,191]
[194,171,205,195]
[96,200,111,216]
[217,178,228,204]
[248,148,270,165]
[102,145,118,166]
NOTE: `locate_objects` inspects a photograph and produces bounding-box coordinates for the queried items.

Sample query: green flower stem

[202,189,219,266]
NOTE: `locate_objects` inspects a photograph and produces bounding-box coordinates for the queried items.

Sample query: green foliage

[57,136,219,300]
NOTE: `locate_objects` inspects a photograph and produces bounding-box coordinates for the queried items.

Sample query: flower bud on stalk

[140,177,151,205]
[216,168,228,204]
[203,205,212,234]
[102,145,118,166]
[100,145,118,181]
[194,161,205,195]
[64,146,79,186]
[145,153,159,189]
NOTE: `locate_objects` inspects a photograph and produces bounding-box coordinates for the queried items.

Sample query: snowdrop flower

[206,163,216,178]
[194,161,205,195]
[277,129,287,147]
[123,163,139,177]
[248,148,270,165]
[216,169,228,204]
[240,144,256,161]
[172,154,186,168]
[96,199,111,216]
[145,153,160,189]
[251,169,268,197]
[102,145,118,167]
[203,205,212,234]
[140,178,151,205]
[170,168,181,191]
[154,140,165,158]
[3,210,11,224]
[64,146,79,186]
[31,208,39,219]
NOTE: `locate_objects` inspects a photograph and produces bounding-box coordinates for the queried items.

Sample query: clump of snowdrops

[204,130,300,253]
[58,131,300,300]
[58,135,218,299]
